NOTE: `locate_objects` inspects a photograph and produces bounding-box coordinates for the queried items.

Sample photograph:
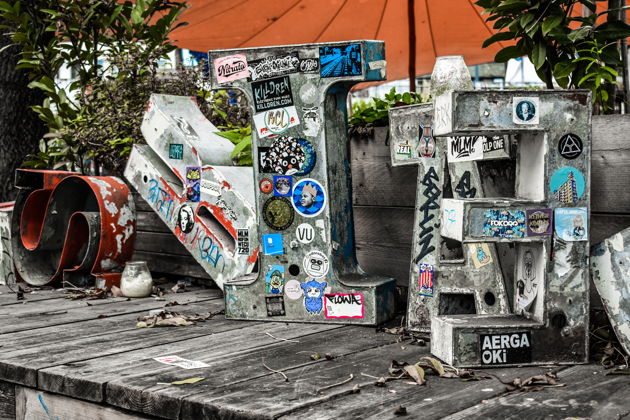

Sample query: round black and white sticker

[558,133,583,160]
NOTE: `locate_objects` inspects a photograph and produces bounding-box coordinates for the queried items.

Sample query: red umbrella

[169,0,511,89]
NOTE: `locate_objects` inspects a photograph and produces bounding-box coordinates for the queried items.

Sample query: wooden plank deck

[0,286,627,419]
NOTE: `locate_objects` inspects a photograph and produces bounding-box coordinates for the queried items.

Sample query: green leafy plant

[207,89,252,166]
[349,88,426,135]
[0,0,188,172]
[215,126,252,166]
[476,0,630,111]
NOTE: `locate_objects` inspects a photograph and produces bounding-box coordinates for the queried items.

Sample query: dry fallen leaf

[420,356,445,376]
[170,377,204,385]
[504,372,564,392]
[403,365,426,385]
[135,310,222,328]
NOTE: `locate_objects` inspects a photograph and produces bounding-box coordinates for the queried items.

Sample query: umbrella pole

[408,0,416,92]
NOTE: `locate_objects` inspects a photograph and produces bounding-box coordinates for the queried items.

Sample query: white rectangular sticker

[324,293,364,318]
[441,199,465,242]
[253,105,300,138]
[447,136,484,162]
[153,355,209,369]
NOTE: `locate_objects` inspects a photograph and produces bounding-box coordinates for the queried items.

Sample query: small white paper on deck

[154,355,209,369]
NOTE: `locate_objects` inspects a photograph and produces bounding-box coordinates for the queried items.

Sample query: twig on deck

[360,372,404,381]
[316,373,354,393]
[262,358,289,382]
[265,331,300,343]
[62,281,83,290]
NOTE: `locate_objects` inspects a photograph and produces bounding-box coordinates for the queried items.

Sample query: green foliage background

[477,0,630,110]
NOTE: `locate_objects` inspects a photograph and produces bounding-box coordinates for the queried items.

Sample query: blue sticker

[550,166,585,204]
[515,100,536,122]
[169,144,184,159]
[554,208,588,241]
[319,44,362,78]
[185,166,200,202]
[291,178,326,217]
[262,233,284,255]
[273,175,292,197]
[295,138,316,175]
[265,265,285,294]
[301,279,327,315]
[482,209,527,238]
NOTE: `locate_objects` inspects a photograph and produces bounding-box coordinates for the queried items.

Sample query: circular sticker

[296,223,315,244]
[262,197,295,230]
[515,100,536,122]
[284,279,303,300]
[558,133,583,160]
[259,178,273,194]
[259,136,316,176]
[177,204,195,234]
[303,250,329,279]
[299,82,319,104]
[549,166,586,204]
[292,178,326,217]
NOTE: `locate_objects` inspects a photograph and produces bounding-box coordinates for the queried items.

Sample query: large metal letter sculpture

[591,228,630,356]
[425,89,591,366]
[125,94,259,289]
[11,169,136,287]
[208,41,396,324]
[389,105,512,332]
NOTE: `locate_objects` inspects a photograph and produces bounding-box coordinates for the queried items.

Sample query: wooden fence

[133,114,630,288]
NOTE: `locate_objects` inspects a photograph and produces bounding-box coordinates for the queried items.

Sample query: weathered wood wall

[134,114,630,287]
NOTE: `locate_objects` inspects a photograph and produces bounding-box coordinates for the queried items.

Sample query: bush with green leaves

[349,88,426,135]
[0,0,188,172]
[476,0,630,111]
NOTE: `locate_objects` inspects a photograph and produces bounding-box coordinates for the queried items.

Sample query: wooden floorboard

[15,386,156,420]
[0,288,220,335]
[175,341,555,420]
[443,365,630,420]
[105,326,396,419]
[0,288,625,420]
[281,365,563,420]
[0,381,14,420]
[0,300,226,388]
[38,322,339,405]
[0,285,67,306]
[0,299,221,356]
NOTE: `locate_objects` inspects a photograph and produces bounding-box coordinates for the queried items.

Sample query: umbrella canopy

[170,0,510,83]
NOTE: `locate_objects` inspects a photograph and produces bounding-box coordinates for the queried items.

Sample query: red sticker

[259,178,273,194]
